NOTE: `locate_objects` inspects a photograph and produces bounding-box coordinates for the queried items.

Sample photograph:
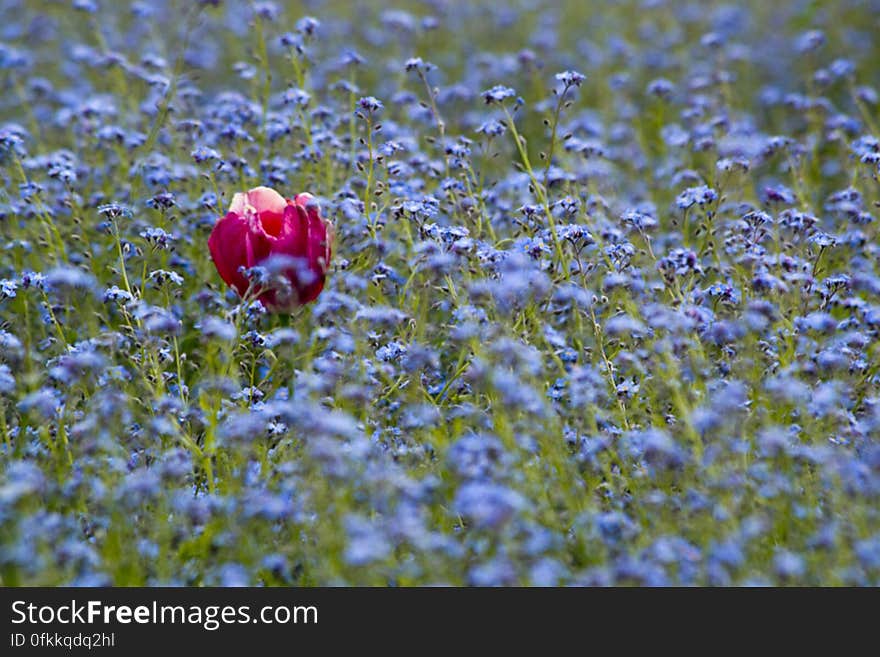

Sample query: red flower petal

[208,212,251,296]
[229,186,287,217]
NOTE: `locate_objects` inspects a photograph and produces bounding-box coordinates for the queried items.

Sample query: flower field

[1,0,879,585]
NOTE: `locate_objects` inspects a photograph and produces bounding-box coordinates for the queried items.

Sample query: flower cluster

[0,0,878,586]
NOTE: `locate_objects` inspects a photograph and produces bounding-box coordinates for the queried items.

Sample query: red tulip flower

[208,186,333,310]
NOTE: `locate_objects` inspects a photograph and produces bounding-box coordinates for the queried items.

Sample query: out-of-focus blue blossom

[454,481,525,530]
